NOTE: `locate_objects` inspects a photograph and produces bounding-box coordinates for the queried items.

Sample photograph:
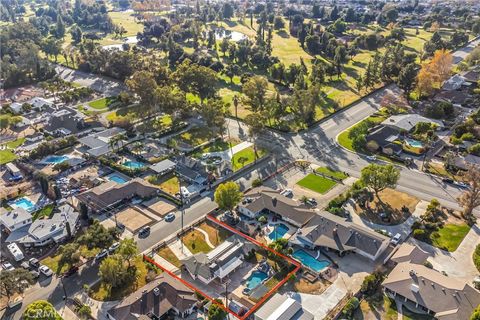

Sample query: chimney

[272,197,277,207]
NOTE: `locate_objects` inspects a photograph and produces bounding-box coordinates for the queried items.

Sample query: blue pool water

[405,138,423,148]
[109,174,128,184]
[43,155,69,164]
[246,271,268,290]
[122,160,146,169]
[292,249,331,272]
[10,197,35,212]
[268,223,289,240]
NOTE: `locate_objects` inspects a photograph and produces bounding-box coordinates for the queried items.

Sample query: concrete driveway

[409,222,480,282]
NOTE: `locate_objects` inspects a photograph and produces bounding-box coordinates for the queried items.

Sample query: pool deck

[263,219,297,244]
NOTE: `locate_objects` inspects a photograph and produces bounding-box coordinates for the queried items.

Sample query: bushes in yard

[473,244,480,272]
[29,136,78,160]
[361,270,385,295]
[342,297,360,319]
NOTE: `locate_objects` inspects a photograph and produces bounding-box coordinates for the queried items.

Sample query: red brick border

[143,213,301,320]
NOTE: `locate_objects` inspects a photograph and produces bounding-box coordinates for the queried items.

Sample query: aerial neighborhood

[2,0,480,319]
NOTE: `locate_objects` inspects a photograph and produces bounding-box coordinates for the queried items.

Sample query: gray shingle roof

[297,212,388,257]
[0,208,32,229]
[149,159,175,174]
[382,114,443,132]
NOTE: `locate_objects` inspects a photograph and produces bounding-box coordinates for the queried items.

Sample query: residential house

[4,205,80,247]
[74,178,159,212]
[383,257,480,319]
[365,125,403,156]
[434,90,472,107]
[175,156,208,185]
[462,70,480,85]
[106,273,198,320]
[43,107,102,137]
[0,207,32,232]
[442,74,468,91]
[254,293,314,320]
[182,237,246,285]
[237,187,315,228]
[149,159,176,176]
[389,243,430,265]
[382,114,444,132]
[292,213,390,261]
[10,97,53,114]
[452,154,480,170]
[5,162,23,181]
[77,127,126,157]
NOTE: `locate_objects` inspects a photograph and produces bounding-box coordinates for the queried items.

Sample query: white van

[180,186,190,198]
[7,243,24,261]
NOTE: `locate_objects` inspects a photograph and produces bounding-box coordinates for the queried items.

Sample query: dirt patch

[143,197,176,218]
[354,188,419,225]
[292,278,330,294]
[116,207,152,233]
[197,221,232,246]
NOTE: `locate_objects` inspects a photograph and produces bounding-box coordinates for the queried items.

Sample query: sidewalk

[168,239,193,260]
[205,141,253,161]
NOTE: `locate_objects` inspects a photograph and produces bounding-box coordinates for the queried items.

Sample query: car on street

[39,265,53,277]
[280,189,293,198]
[1,262,15,271]
[108,242,120,253]
[138,225,151,237]
[455,181,470,189]
[306,198,317,207]
[95,249,109,261]
[366,155,377,161]
[28,258,40,269]
[442,178,454,185]
[391,233,402,245]
[63,266,79,278]
[164,213,175,222]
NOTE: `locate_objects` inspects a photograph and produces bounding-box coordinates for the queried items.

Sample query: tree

[70,25,83,43]
[208,300,227,320]
[99,256,127,288]
[222,3,234,20]
[244,112,266,156]
[23,300,61,320]
[242,76,268,112]
[0,269,33,301]
[223,64,240,83]
[173,59,217,103]
[397,63,418,96]
[126,71,158,114]
[200,98,227,134]
[117,238,138,268]
[274,16,285,30]
[214,181,242,212]
[458,165,480,221]
[472,303,480,320]
[416,49,452,97]
[343,297,360,318]
[360,164,400,205]
[59,242,81,269]
[55,15,65,39]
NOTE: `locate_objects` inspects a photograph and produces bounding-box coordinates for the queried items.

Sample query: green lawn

[297,174,337,194]
[169,126,213,148]
[108,11,144,37]
[5,137,25,149]
[231,147,266,171]
[88,97,117,110]
[0,150,16,164]
[192,138,241,158]
[315,167,348,180]
[181,230,212,254]
[429,223,470,252]
[32,204,54,221]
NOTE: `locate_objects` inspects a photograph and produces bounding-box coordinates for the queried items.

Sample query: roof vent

[410,283,419,293]
[153,287,160,296]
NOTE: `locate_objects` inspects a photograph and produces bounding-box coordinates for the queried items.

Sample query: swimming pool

[10,197,35,212]
[108,174,128,184]
[246,271,268,290]
[268,223,289,240]
[292,249,331,272]
[43,155,69,164]
[122,160,146,169]
[405,138,423,148]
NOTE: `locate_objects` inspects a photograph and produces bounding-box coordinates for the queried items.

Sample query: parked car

[28,258,40,269]
[138,225,151,237]
[108,242,120,253]
[20,262,31,270]
[281,189,293,198]
[306,198,317,207]
[1,262,15,271]
[39,265,53,277]
[7,297,23,309]
[164,213,175,222]
[391,233,402,245]
[63,266,79,278]
[29,270,40,279]
[456,181,470,189]
[95,249,108,261]
[366,155,377,161]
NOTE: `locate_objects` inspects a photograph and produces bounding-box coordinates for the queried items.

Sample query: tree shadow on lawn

[223,20,239,28]
[217,77,241,92]
[276,30,290,39]
[356,200,412,225]
[343,66,360,79]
